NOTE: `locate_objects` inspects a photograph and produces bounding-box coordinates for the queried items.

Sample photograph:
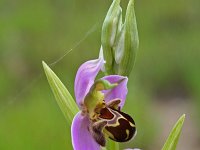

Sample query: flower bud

[101,0,122,74]
[116,0,139,76]
[101,0,139,76]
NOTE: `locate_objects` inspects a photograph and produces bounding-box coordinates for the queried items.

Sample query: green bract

[42,61,79,124]
[101,0,139,76]
[162,114,185,150]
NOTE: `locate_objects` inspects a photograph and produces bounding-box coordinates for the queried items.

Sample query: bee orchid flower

[72,58,136,150]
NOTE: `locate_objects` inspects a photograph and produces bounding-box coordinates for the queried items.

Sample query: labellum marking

[106,99,121,110]
[89,99,136,146]
[99,107,114,119]
[89,121,107,147]
[105,108,136,142]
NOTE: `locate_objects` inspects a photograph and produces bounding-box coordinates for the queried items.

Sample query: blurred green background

[0,0,200,149]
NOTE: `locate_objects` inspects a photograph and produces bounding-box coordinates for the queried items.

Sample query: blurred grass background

[0,0,200,149]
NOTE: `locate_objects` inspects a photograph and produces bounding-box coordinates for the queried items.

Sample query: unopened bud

[115,0,139,76]
[101,0,139,76]
[101,0,122,74]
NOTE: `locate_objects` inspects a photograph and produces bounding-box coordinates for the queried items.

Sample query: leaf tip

[42,61,51,76]
[179,114,186,124]
[180,114,186,122]
[42,61,47,69]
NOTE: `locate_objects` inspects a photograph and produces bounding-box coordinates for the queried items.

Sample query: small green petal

[42,61,79,124]
[91,79,118,92]
[162,114,185,150]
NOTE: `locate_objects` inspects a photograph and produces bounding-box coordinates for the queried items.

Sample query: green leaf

[162,114,185,150]
[42,61,79,124]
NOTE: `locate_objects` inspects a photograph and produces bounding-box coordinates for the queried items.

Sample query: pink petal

[101,75,128,108]
[71,112,100,150]
[74,58,104,108]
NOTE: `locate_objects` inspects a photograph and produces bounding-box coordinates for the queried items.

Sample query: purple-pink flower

[71,58,136,150]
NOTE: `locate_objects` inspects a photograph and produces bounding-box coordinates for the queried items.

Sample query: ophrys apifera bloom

[71,58,136,150]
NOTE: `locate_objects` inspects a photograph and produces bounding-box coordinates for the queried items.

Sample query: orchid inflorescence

[70,0,139,148]
[43,0,185,150]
